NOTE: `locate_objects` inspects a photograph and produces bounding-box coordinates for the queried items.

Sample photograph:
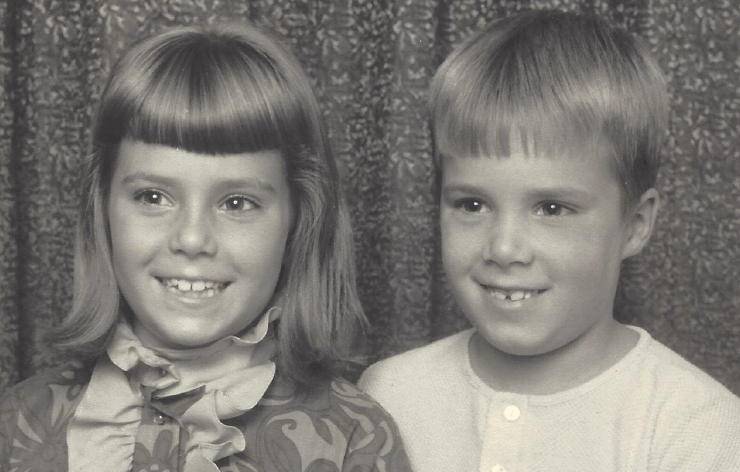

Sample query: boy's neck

[468,320,638,396]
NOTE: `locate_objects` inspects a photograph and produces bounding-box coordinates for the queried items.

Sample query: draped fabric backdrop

[1,0,739,398]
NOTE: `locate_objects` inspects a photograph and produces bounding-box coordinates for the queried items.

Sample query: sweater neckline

[462,325,652,405]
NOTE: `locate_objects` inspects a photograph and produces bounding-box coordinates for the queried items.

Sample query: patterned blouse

[0,359,412,471]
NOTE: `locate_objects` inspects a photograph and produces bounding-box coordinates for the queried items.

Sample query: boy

[359,10,740,472]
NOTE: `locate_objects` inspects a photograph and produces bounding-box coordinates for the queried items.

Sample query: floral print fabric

[0,361,411,471]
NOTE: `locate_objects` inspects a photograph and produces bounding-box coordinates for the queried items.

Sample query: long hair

[50,23,366,387]
[430,10,669,209]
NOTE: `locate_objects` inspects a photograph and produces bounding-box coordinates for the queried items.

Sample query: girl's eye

[135,190,171,206]
[220,196,257,212]
[536,202,572,217]
[456,198,487,213]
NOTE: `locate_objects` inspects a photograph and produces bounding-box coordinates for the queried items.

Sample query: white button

[503,404,520,421]
[492,465,507,472]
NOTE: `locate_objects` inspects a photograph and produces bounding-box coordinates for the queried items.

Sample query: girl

[0,23,410,472]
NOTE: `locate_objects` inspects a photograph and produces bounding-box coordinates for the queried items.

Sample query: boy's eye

[220,196,257,212]
[456,198,488,213]
[536,202,572,217]
[135,190,171,206]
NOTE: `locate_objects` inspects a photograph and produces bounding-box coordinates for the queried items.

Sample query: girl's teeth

[162,278,224,293]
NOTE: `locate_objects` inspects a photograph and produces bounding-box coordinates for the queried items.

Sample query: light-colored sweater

[359,327,740,472]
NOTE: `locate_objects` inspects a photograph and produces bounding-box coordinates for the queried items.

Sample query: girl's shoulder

[1,359,93,408]
[231,376,411,471]
[260,376,398,427]
[0,360,93,470]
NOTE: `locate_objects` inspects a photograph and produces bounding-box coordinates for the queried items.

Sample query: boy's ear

[621,188,659,259]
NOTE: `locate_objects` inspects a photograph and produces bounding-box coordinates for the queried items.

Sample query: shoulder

[639,332,740,405]
[261,376,404,433]
[237,376,412,471]
[0,360,92,470]
[1,360,92,411]
[359,329,473,392]
[632,331,740,467]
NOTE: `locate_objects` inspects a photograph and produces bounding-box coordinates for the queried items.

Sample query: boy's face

[440,141,652,359]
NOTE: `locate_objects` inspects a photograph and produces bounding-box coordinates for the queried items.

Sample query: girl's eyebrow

[120,172,277,193]
[440,183,483,196]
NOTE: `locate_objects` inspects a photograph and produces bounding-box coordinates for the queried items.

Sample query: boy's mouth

[156,277,230,298]
[483,286,546,301]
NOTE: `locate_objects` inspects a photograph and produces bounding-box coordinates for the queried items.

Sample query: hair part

[430,10,669,209]
[49,23,367,388]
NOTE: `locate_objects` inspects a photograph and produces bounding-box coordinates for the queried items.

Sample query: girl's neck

[468,321,638,396]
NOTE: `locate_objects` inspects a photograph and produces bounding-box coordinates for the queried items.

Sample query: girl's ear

[621,188,660,259]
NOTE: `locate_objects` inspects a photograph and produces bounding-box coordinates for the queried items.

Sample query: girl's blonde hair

[430,10,669,209]
[51,23,366,387]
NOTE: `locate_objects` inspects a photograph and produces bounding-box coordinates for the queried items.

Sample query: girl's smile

[108,140,293,350]
[157,276,230,299]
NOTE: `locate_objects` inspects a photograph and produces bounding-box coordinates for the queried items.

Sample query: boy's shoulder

[359,328,474,390]
[639,331,740,404]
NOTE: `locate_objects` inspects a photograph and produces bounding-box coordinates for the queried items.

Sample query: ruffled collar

[67,308,280,472]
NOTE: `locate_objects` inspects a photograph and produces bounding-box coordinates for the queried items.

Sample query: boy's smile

[107,140,293,350]
[440,139,652,367]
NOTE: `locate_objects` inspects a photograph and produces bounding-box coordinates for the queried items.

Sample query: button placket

[480,398,527,472]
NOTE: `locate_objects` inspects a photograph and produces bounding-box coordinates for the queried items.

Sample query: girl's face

[107,140,293,350]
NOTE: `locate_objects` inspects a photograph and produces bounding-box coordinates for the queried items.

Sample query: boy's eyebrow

[120,172,277,193]
[442,183,595,201]
[528,186,594,201]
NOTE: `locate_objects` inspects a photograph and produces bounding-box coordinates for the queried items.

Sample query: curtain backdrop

[1,0,739,398]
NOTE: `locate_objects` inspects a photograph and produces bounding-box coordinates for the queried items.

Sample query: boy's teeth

[489,288,537,301]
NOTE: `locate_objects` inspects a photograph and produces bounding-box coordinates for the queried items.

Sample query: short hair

[50,23,366,388]
[430,10,669,208]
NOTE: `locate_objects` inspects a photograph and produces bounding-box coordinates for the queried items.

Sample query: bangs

[97,30,308,155]
[434,95,606,160]
[431,29,621,160]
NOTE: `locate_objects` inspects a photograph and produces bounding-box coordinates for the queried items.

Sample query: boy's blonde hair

[51,23,366,387]
[430,9,669,208]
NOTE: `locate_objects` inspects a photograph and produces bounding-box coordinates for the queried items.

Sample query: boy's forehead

[436,117,612,160]
[439,134,613,163]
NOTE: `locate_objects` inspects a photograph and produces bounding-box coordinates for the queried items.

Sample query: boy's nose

[169,209,217,257]
[481,216,533,266]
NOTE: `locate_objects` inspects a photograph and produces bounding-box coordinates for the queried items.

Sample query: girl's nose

[481,215,533,267]
[169,208,217,257]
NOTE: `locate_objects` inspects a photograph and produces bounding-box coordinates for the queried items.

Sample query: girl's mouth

[157,277,230,298]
